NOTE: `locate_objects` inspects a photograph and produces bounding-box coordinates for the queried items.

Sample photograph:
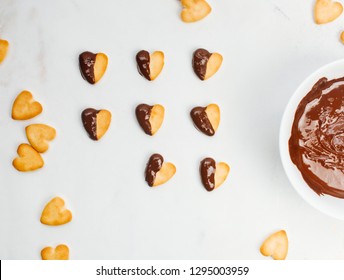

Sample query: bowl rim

[279,59,344,220]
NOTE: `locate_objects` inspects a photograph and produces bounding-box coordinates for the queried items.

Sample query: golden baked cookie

[41,244,69,260]
[40,197,72,226]
[260,230,288,260]
[26,124,56,153]
[13,144,44,172]
[12,90,43,120]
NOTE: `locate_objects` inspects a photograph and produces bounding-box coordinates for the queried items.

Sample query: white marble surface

[0,0,344,260]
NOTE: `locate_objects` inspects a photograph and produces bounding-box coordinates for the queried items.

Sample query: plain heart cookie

[135,104,165,136]
[79,51,108,84]
[260,230,288,260]
[136,50,164,81]
[13,144,44,172]
[81,108,111,141]
[12,90,43,120]
[193,48,223,80]
[0,39,9,64]
[190,104,220,136]
[200,158,230,191]
[340,31,344,44]
[314,0,343,24]
[40,197,72,226]
[41,244,69,260]
[26,124,56,153]
[181,0,212,23]
[145,153,176,187]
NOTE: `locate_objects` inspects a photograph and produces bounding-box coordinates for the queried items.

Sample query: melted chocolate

[136,50,151,80]
[145,154,164,187]
[192,48,211,80]
[81,108,99,140]
[200,158,216,191]
[289,77,344,198]
[136,104,153,135]
[79,51,96,84]
[190,106,215,136]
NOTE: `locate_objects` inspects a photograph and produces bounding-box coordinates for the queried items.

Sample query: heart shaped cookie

[13,144,44,172]
[145,153,176,187]
[79,51,108,84]
[314,0,343,24]
[136,104,165,136]
[41,244,69,260]
[12,91,43,120]
[200,158,230,191]
[40,197,72,226]
[340,31,344,44]
[81,108,111,141]
[136,50,164,81]
[193,48,223,80]
[0,39,9,64]
[260,230,288,260]
[26,124,56,153]
[191,104,220,136]
[181,0,212,23]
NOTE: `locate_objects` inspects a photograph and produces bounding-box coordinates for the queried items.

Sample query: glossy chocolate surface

[79,51,96,84]
[145,153,163,187]
[192,48,211,80]
[81,108,99,140]
[289,77,344,198]
[136,50,151,80]
[200,157,216,191]
[190,106,215,136]
[136,104,153,135]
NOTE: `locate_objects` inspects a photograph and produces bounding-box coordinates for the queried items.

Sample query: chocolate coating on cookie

[145,153,164,186]
[190,106,215,136]
[200,157,216,191]
[192,48,211,80]
[136,104,153,135]
[81,108,99,140]
[79,52,96,84]
[136,50,151,80]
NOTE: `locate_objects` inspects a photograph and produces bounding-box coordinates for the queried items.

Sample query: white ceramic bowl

[280,59,344,220]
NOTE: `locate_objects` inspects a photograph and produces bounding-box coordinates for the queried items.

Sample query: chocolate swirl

[136,104,153,135]
[190,106,215,136]
[289,77,344,198]
[200,158,216,191]
[192,48,211,80]
[81,108,99,140]
[145,154,164,187]
[79,51,96,84]
[136,50,151,80]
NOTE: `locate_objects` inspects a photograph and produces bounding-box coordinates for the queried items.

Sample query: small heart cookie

[314,0,343,24]
[135,104,165,136]
[340,31,344,44]
[181,0,212,23]
[191,104,220,136]
[12,91,43,120]
[40,197,72,226]
[136,50,164,81]
[13,144,44,172]
[193,48,223,80]
[200,158,230,191]
[0,39,9,64]
[145,153,176,187]
[26,124,56,153]
[79,51,108,84]
[41,244,69,260]
[260,230,288,260]
[81,108,111,141]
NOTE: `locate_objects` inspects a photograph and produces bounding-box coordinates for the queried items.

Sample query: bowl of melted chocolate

[280,60,344,220]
